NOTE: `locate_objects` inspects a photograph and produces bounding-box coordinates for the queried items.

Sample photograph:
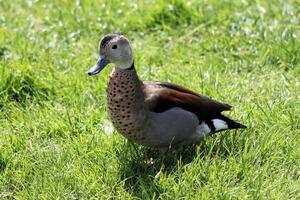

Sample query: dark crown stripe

[100,33,123,48]
[100,35,115,48]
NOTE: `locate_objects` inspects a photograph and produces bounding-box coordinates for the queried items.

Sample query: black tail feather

[203,114,246,134]
[218,114,247,130]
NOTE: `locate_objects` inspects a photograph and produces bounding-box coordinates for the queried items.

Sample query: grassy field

[0,0,299,199]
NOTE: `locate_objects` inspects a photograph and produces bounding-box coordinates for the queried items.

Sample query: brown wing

[143,81,232,121]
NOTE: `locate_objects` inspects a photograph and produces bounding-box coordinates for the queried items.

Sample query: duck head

[88,33,134,76]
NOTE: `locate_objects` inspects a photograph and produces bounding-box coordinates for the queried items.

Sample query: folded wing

[143,81,246,131]
[143,81,231,120]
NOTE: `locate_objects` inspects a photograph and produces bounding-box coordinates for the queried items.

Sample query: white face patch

[109,39,134,70]
[212,119,228,131]
[115,58,133,70]
[196,121,211,138]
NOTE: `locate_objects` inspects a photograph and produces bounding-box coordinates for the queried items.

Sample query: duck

[88,33,246,152]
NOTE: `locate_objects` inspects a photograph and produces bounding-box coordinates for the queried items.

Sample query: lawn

[0,0,299,199]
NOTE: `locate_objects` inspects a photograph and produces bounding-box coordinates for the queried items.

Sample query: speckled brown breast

[107,68,148,142]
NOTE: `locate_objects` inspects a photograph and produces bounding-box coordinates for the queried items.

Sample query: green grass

[0,0,299,199]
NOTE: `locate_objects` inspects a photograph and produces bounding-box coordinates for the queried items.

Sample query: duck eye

[112,45,118,49]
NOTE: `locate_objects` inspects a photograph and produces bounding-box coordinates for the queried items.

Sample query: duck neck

[107,63,148,136]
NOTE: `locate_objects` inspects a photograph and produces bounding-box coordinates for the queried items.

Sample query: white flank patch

[212,119,228,131]
[196,121,211,138]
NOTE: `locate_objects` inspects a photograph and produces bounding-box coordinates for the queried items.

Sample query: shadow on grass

[0,70,54,106]
[0,155,8,173]
[115,133,241,199]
